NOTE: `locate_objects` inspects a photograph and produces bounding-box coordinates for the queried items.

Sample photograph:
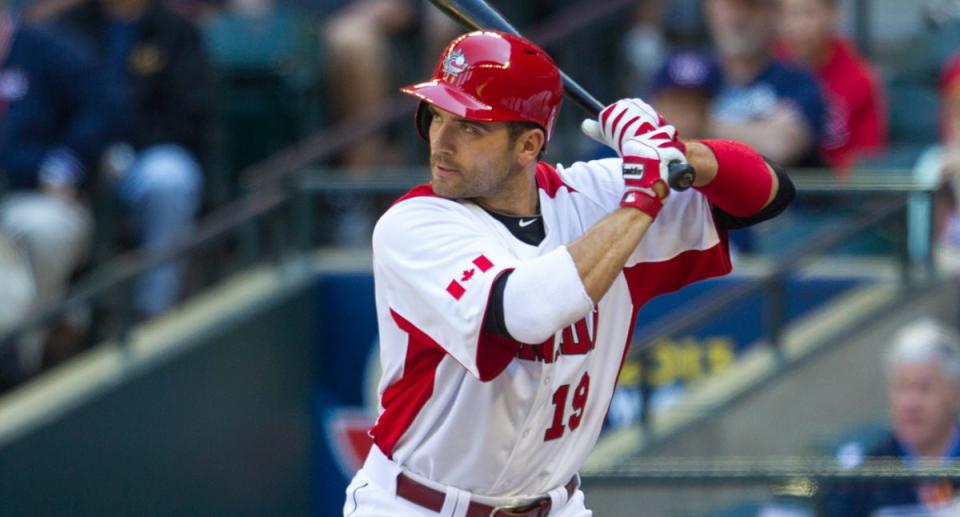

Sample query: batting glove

[618,134,687,218]
[581,99,688,218]
[581,98,670,154]
[580,97,689,175]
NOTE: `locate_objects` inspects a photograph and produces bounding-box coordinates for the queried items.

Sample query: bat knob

[668,161,696,191]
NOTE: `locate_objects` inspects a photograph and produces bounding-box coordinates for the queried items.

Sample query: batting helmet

[401,31,564,144]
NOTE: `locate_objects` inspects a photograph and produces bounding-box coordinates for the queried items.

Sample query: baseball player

[344,31,794,517]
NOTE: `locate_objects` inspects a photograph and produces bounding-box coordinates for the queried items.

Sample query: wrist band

[620,190,662,218]
[697,140,774,217]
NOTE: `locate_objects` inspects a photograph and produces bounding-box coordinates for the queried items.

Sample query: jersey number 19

[544,372,591,441]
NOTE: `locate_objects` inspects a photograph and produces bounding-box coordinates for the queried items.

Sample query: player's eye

[460,122,480,134]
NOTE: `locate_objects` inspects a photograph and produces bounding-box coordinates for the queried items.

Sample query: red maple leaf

[461,268,475,282]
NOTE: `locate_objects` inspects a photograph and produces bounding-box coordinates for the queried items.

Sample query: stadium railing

[0,166,938,382]
[582,456,960,516]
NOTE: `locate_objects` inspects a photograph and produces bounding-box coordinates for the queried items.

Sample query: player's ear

[515,128,545,166]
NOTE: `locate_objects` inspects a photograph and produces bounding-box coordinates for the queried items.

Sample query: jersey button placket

[527,367,553,444]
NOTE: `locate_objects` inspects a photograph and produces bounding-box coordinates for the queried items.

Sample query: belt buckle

[489,497,550,517]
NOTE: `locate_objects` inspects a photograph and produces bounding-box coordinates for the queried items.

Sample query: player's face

[427,106,524,202]
[889,362,960,454]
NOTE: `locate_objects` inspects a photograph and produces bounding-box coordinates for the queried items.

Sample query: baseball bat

[426,0,697,191]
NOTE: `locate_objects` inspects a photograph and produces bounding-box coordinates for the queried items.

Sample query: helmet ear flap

[415,102,433,141]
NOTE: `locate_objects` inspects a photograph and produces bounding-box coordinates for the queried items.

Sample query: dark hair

[506,121,546,159]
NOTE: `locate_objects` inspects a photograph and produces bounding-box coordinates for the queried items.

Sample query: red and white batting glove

[581,98,668,154]
[582,99,688,218]
[618,135,686,217]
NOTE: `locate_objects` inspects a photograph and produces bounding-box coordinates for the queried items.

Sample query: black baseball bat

[426,0,697,191]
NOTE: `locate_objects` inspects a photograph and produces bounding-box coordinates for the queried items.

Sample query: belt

[395,473,577,517]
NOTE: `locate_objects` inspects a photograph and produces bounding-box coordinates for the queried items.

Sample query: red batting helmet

[401,31,564,144]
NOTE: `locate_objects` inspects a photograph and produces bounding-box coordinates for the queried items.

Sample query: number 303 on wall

[544,372,590,441]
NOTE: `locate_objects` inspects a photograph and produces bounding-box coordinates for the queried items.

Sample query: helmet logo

[442,48,468,78]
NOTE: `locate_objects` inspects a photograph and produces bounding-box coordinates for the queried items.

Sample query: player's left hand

[581,98,675,154]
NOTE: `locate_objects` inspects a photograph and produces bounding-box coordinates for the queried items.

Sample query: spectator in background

[914,53,960,272]
[775,0,887,172]
[704,0,827,167]
[324,0,418,168]
[623,0,708,97]
[824,319,960,516]
[0,1,125,381]
[585,45,719,163]
[57,0,208,318]
[650,49,722,140]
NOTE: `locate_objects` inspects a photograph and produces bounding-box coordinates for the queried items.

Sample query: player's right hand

[618,134,681,218]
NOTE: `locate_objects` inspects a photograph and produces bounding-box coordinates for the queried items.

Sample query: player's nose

[429,120,457,155]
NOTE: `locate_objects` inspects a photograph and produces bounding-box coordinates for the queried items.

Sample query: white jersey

[369,159,731,498]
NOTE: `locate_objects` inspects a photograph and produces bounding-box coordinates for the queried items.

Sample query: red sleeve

[624,225,732,309]
[849,71,888,155]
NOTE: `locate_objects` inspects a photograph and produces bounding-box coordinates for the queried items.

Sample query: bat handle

[667,161,696,191]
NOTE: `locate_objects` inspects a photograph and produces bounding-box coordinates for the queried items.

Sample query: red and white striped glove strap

[620,154,667,218]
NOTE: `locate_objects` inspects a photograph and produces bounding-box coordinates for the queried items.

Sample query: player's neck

[472,166,539,217]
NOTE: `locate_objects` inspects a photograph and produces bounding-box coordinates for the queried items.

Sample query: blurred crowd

[0,0,959,513]
[0,0,957,410]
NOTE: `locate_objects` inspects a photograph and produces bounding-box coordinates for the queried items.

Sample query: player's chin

[431,175,463,199]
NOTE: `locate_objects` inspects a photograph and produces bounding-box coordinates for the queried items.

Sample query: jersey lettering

[517,338,555,363]
[517,309,598,363]
[559,309,597,356]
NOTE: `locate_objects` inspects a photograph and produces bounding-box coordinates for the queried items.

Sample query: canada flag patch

[446,254,494,300]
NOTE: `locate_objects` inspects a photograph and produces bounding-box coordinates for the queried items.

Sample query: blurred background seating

[1,1,960,516]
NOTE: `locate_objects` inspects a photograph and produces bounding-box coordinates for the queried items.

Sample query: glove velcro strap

[622,155,660,179]
[620,188,663,218]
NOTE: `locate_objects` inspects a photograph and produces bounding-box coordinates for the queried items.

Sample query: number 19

[544,372,590,441]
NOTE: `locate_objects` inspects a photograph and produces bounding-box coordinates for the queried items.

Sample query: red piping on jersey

[371,310,446,459]
[372,280,522,457]
[535,162,575,198]
[599,228,733,420]
[476,268,523,381]
[601,309,641,422]
[391,183,437,208]
[622,233,732,310]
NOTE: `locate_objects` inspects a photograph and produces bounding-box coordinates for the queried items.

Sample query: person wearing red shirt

[914,53,960,271]
[775,0,887,172]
